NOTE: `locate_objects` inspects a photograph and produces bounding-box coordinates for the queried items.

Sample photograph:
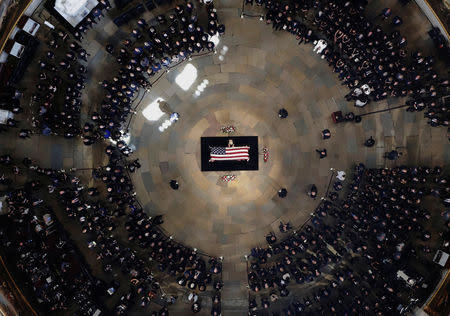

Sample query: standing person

[322,129,331,139]
[170,179,179,190]
[316,149,327,159]
[379,8,392,20]
[278,188,288,198]
[392,16,403,26]
[106,44,114,54]
[364,136,375,147]
[309,184,317,198]
[278,108,288,119]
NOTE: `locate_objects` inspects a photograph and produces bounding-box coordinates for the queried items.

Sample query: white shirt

[355,99,367,107]
[361,84,371,95]
[353,88,362,96]
[314,39,327,54]
[337,171,346,181]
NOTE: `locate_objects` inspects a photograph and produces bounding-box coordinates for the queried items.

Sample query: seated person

[266,232,277,244]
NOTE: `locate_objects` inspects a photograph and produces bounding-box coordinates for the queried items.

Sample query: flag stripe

[211,156,249,160]
[225,150,249,154]
[210,156,249,161]
[225,148,249,151]
[211,154,249,158]
[210,158,250,161]
[212,153,249,157]
[211,154,249,157]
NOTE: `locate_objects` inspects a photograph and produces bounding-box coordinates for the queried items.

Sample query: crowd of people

[0,86,27,138]
[245,0,449,128]
[97,143,224,314]
[72,0,112,42]
[247,163,448,315]
[0,1,227,315]
[57,162,174,314]
[81,2,227,311]
[84,1,224,147]
[32,34,88,137]
[26,0,111,138]
[0,150,224,315]
[0,155,101,313]
[92,157,225,313]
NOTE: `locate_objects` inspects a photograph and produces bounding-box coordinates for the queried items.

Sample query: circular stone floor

[128,11,448,259]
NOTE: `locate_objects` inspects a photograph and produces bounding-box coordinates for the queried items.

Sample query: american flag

[210,146,250,162]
